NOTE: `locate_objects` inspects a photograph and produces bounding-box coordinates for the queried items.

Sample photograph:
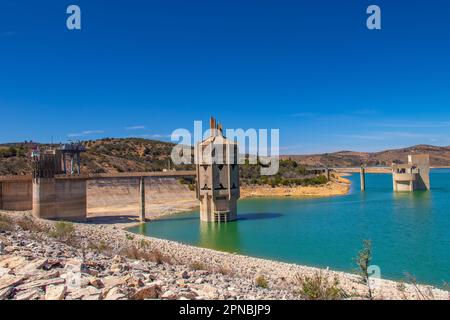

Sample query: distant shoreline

[335,166,450,174]
[240,179,350,199]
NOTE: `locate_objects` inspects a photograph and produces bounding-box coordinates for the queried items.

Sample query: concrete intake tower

[196,117,240,222]
[392,154,430,192]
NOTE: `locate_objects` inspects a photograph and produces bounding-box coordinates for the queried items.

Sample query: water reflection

[199,221,241,252]
[392,190,432,209]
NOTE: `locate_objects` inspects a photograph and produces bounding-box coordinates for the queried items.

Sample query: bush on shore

[294,271,347,300]
[48,221,75,242]
[0,214,14,232]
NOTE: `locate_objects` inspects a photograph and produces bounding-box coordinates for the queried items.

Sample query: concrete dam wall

[87,177,197,219]
[1,177,197,220]
[0,180,32,211]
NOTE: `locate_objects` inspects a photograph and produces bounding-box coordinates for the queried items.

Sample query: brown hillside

[0,138,193,175]
[282,145,450,167]
[2,140,450,176]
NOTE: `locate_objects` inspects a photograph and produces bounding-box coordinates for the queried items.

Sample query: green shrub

[294,272,346,300]
[355,240,373,299]
[49,221,75,242]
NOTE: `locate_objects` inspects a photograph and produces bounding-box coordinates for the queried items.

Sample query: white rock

[161,290,177,299]
[104,287,125,300]
[15,288,42,300]
[64,258,82,273]
[45,284,66,300]
[0,274,24,291]
[0,267,10,277]
[0,256,27,270]
[15,258,47,275]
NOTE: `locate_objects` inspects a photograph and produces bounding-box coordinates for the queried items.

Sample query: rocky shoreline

[1,211,448,300]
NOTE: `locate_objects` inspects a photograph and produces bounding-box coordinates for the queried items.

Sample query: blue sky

[1,0,450,154]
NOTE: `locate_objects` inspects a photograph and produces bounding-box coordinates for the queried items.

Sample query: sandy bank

[240,180,350,199]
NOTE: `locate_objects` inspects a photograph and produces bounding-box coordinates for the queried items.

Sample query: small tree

[355,239,373,299]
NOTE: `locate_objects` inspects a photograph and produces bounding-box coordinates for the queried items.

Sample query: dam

[0,118,241,222]
[0,166,197,221]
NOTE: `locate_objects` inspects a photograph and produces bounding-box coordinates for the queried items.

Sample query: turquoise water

[128,170,450,287]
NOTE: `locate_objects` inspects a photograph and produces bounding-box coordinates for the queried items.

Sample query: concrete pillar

[33,178,57,219]
[139,177,145,222]
[62,154,67,174]
[0,182,3,209]
[360,166,366,191]
[77,153,81,174]
[70,157,74,174]
[33,178,87,221]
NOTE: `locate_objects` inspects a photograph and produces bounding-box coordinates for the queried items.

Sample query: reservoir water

[128,170,450,287]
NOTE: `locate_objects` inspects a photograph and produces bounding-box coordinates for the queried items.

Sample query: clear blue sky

[1,0,450,154]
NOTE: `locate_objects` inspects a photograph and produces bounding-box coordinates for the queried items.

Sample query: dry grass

[119,245,172,265]
[0,214,14,232]
[87,240,113,255]
[190,261,207,271]
[294,271,347,300]
[255,275,269,288]
[214,264,234,276]
[404,273,436,300]
[17,216,49,233]
[138,239,151,250]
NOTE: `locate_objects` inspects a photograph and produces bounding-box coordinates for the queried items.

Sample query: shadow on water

[238,213,282,221]
[152,215,198,223]
[87,215,140,225]
[150,212,282,223]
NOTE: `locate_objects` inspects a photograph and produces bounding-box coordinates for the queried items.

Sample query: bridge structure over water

[0,171,196,222]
